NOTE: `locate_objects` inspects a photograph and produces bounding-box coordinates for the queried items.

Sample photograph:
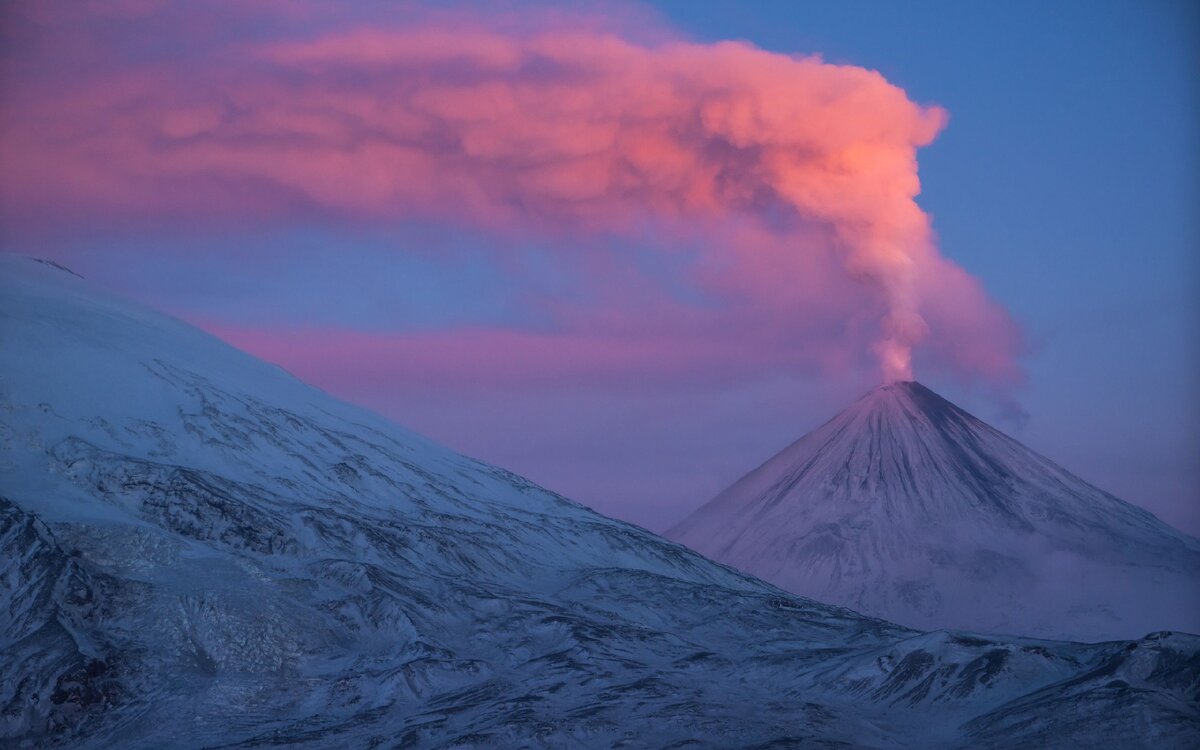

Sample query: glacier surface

[1,256,1197,749]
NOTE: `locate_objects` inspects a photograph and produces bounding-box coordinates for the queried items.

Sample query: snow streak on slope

[0,255,1197,749]
[668,381,1200,642]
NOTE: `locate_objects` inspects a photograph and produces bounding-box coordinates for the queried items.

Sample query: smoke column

[0,2,1022,384]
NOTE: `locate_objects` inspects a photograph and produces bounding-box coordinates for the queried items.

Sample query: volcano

[667,381,1200,642]
[2,256,1198,748]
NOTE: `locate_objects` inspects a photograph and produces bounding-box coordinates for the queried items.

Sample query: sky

[1,0,1197,534]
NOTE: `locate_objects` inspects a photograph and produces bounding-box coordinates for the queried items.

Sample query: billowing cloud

[0,0,1023,385]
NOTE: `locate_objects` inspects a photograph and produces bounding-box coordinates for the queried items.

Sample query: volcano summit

[668,381,1200,642]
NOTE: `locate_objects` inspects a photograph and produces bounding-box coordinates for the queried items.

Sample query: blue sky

[643,0,1200,530]
[4,0,1196,533]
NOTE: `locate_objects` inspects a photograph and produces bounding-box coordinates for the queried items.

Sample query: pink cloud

[0,1,1024,387]
[194,312,857,393]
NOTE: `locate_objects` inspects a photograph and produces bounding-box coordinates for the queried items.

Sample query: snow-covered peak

[817,379,984,439]
[668,380,1200,641]
[3,254,1198,747]
[825,380,962,437]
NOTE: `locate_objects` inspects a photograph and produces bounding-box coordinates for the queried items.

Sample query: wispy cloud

[0,0,1023,387]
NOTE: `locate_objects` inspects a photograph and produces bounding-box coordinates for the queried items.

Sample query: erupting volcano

[4,257,1198,748]
[667,381,1200,642]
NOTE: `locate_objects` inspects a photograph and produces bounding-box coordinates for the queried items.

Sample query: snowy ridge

[1,255,1198,748]
[667,381,1200,641]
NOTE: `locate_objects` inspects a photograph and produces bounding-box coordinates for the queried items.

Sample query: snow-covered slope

[668,381,1200,642]
[1,255,1197,749]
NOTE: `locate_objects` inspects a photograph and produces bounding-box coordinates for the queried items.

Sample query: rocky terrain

[2,255,1197,749]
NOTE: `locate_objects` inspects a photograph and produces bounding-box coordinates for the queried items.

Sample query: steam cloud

[0,1,1023,385]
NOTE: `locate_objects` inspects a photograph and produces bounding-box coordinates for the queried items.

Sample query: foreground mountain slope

[667,381,1200,642]
[1,255,1197,749]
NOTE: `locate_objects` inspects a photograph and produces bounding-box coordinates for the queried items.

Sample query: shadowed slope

[1,256,1197,748]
